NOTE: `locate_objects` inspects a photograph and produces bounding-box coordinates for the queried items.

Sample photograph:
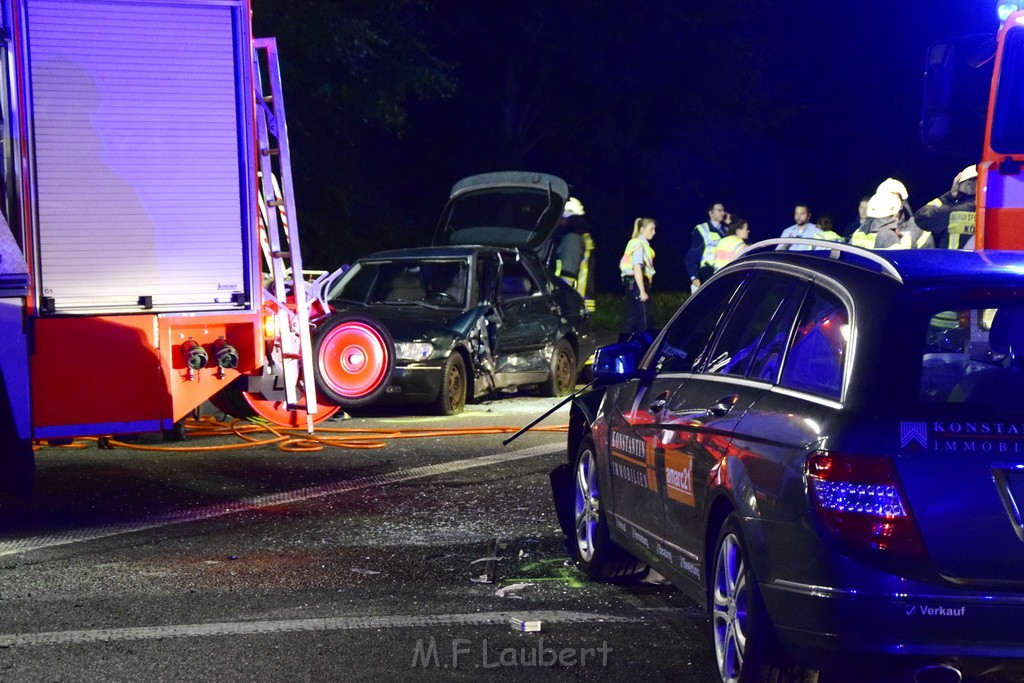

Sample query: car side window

[705,274,802,378]
[500,258,537,299]
[652,273,745,374]
[779,285,849,399]
[748,283,807,383]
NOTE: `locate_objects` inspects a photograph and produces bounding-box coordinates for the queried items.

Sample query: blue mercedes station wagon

[551,240,1024,682]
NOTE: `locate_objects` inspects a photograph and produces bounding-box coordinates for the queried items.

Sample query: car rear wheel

[542,338,576,397]
[313,315,394,408]
[571,435,647,580]
[433,352,467,415]
[710,515,818,683]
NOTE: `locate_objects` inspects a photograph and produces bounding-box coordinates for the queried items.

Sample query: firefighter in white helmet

[914,164,978,249]
[851,192,934,249]
[554,196,596,311]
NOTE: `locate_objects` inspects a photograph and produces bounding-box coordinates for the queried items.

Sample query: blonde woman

[618,217,656,341]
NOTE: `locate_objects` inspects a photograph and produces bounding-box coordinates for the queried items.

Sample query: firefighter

[619,217,656,342]
[851,192,934,249]
[686,202,729,292]
[914,164,978,249]
[554,196,595,309]
[713,217,750,271]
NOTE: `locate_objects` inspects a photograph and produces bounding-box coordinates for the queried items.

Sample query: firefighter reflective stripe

[850,231,877,248]
[946,210,976,249]
[932,310,960,329]
[576,233,594,299]
[696,222,721,267]
[619,238,655,279]
[916,230,934,249]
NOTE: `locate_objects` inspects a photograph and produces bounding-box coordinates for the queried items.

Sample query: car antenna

[502,379,597,446]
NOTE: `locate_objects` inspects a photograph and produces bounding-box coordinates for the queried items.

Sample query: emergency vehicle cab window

[992,27,1024,153]
[920,307,1024,405]
[779,285,848,400]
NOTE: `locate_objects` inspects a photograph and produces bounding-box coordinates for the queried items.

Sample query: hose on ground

[37,415,568,453]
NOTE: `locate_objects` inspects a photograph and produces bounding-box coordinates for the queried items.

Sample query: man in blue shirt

[780,203,822,250]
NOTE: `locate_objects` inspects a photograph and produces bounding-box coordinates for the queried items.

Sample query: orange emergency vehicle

[0,0,318,491]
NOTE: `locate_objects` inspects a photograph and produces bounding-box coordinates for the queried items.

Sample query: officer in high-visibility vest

[685,202,729,292]
[712,217,750,271]
[619,217,656,342]
[914,164,977,250]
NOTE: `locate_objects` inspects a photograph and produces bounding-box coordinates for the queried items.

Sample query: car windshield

[327,259,469,308]
[920,305,1024,405]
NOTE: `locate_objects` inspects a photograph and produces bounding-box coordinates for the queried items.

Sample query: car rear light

[806,451,927,559]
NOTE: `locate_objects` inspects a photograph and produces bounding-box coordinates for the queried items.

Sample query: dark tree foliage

[250,0,454,266]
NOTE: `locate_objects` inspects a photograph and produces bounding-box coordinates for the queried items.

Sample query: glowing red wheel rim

[317,320,391,398]
[240,391,340,427]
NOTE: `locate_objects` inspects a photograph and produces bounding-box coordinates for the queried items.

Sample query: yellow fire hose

[37,415,569,454]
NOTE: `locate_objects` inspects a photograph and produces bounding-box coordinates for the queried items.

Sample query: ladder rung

[261,148,279,156]
[282,353,301,360]
[272,250,290,258]
[264,94,274,103]
[267,199,284,207]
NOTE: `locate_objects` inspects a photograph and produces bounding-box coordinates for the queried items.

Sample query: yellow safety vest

[619,237,655,280]
[713,235,746,270]
[695,222,721,267]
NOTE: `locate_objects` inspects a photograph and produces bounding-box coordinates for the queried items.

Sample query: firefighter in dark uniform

[914,164,978,250]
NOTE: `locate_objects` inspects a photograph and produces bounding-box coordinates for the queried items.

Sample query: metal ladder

[252,37,318,430]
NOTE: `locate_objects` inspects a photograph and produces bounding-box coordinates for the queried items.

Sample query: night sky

[256,1,1000,292]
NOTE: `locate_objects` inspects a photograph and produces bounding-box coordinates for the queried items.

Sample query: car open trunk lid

[433,171,568,251]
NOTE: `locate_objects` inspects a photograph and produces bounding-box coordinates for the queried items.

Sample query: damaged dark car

[309,172,595,415]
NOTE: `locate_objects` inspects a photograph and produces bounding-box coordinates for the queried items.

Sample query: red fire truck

[922,7,1024,249]
[0,0,323,492]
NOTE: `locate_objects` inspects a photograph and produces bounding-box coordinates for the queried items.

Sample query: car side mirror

[593,341,644,382]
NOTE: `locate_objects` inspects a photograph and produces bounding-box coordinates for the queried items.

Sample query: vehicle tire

[313,315,394,408]
[542,338,577,397]
[570,435,647,580]
[710,515,818,683]
[432,352,467,415]
[210,377,341,427]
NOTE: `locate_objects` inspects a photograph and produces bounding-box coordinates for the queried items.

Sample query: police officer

[686,202,728,292]
[712,217,750,271]
[619,217,656,342]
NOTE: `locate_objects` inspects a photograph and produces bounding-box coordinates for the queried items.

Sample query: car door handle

[706,394,740,417]
[648,390,671,413]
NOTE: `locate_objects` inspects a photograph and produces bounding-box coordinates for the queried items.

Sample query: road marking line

[0,443,562,558]
[0,609,687,647]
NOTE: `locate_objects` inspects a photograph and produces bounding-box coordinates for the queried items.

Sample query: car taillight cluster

[806,451,927,559]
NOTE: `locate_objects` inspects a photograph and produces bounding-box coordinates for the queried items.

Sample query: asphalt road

[0,394,716,682]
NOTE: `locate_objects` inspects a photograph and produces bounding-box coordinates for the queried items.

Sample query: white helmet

[562,197,585,217]
[955,164,978,183]
[866,192,901,219]
[876,178,909,201]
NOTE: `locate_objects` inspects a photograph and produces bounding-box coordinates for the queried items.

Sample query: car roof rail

[739,238,904,284]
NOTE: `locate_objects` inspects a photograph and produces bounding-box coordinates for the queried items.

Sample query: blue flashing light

[999,2,1019,22]
[811,480,907,517]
